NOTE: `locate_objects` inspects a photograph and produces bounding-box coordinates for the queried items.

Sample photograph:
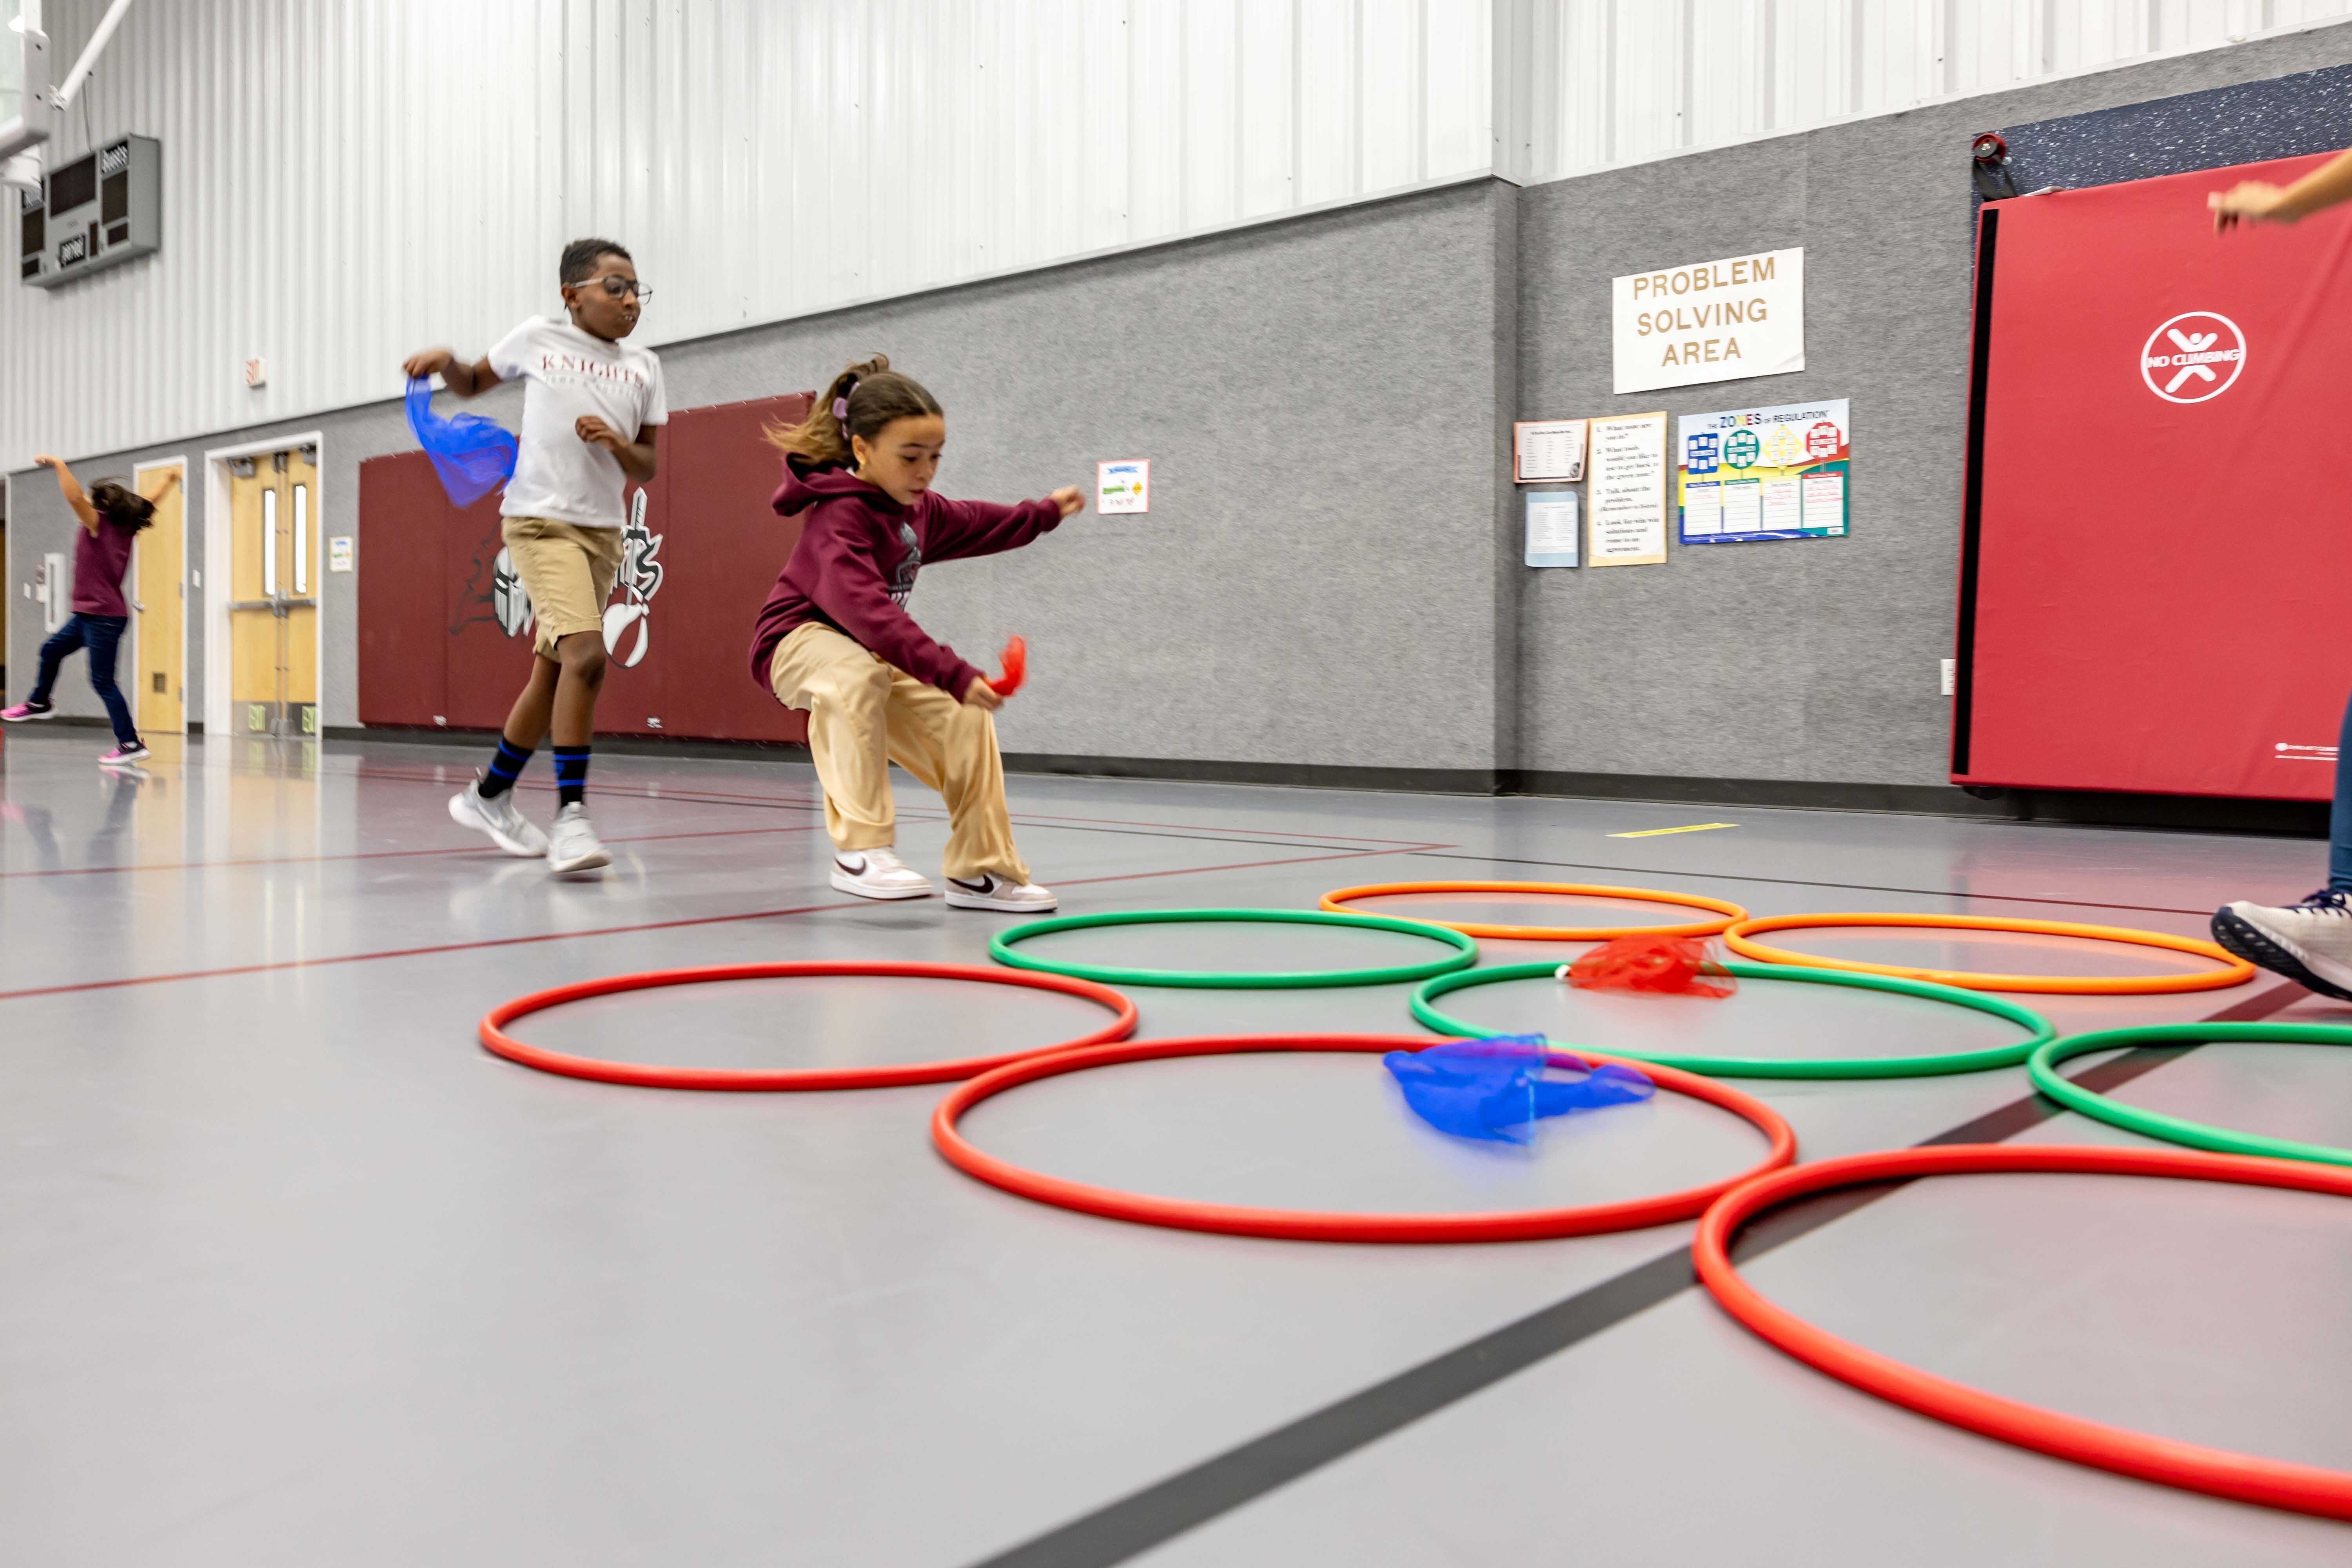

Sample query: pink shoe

[1,701,56,722]
[98,740,151,766]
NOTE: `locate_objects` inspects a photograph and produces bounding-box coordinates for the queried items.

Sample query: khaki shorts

[503,516,623,659]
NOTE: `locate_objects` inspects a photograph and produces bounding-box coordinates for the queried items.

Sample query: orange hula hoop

[1722,911,2254,995]
[1695,1143,2352,1521]
[1318,880,1748,942]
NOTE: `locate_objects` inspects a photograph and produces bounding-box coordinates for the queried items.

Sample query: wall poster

[1588,412,1670,567]
[1677,399,1849,545]
[1524,490,1580,568]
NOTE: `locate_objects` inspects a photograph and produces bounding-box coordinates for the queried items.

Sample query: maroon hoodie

[748,457,1064,699]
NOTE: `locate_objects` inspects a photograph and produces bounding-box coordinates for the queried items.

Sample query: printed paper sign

[1524,491,1580,568]
[1612,248,1805,395]
[1514,419,1588,483]
[1097,460,1149,515]
[328,536,354,573]
[1677,399,1849,545]
[1588,412,1670,567]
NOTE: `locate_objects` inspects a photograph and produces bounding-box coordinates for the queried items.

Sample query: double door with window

[227,447,319,736]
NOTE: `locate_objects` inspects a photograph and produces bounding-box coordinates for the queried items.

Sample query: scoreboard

[19,134,158,288]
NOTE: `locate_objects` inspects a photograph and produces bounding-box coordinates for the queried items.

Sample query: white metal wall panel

[1525,0,2352,185]
[0,0,1497,468]
[13,0,2352,467]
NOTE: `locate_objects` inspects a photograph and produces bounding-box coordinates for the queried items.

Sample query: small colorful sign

[1677,399,1849,546]
[1097,459,1150,515]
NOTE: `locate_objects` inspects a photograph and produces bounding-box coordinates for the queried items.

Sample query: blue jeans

[30,613,138,746]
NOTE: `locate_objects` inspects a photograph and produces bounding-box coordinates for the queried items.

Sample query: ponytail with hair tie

[769,354,942,468]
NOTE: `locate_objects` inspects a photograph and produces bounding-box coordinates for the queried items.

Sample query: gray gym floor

[3,729,2348,1565]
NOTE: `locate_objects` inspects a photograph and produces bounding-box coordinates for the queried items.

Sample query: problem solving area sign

[1612,248,1805,395]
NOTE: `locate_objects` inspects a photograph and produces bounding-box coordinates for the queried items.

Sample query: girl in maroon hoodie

[750,356,1082,909]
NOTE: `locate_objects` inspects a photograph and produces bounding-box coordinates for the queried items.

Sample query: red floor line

[0,822,828,880]
[347,766,1419,849]
[0,899,861,1002]
[0,842,1451,1002]
[350,766,829,812]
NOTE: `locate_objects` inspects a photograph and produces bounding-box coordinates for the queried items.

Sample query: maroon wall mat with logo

[358,391,813,744]
[1956,152,2352,799]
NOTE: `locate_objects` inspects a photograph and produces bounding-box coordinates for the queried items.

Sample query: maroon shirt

[748,458,1063,699]
[72,515,139,617]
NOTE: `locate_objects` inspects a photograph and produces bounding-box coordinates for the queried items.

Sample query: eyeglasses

[577,276,651,302]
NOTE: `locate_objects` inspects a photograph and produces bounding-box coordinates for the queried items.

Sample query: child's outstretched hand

[1049,486,1083,518]
[963,678,1004,712]
[2210,181,2290,231]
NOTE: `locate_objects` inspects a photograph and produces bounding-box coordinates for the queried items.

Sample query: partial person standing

[401,238,667,875]
[2208,151,2352,997]
[2,457,174,767]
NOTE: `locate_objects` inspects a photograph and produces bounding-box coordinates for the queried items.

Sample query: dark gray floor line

[1410,849,2246,920]
[966,980,2306,1568]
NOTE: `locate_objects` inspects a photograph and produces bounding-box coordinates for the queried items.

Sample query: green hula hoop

[2029,1023,2352,1167]
[989,908,1478,990]
[1410,960,2054,1078]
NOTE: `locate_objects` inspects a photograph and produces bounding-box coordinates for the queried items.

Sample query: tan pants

[504,516,623,658]
[768,622,1030,883]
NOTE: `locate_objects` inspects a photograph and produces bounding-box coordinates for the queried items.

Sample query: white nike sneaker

[830,848,933,900]
[2213,890,2352,1001]
[545,803,611,875]
[944,872,1059,913]
[450,773,549,857]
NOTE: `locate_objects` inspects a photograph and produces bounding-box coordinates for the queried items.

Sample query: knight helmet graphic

[601,487,665,668]
[490,488,662,663]
[492,548,533,638]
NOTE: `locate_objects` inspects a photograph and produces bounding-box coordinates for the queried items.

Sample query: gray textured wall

[1515,23,2352,789]
[15,24,2352,790]
[8,180,1515,773]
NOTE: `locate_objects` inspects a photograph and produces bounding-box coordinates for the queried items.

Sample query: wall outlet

[1940,659,1957,697]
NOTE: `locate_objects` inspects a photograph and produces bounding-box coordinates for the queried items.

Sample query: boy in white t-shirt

[402,238,668,874]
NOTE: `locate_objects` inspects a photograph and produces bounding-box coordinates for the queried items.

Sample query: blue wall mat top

[1992,60,2352,198]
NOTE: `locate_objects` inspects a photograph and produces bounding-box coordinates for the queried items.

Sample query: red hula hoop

[931,1033,1797,1243]
[1694,1143,2352,1521]
[480,960,1139,1091]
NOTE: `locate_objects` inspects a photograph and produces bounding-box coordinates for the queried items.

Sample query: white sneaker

[944,872,1059,913]
[545,803,611,875]
[450,773,549,857]
[831,848,933,900]
[2214,890,2352,1001]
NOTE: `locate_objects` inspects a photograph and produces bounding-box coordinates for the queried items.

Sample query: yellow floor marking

[1608,822,1739,838]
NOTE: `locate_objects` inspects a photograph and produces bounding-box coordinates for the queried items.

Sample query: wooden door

[227,447,321,737]
[132,461,185,734]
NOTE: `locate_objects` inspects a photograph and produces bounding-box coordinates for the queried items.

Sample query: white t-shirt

[486,316,668,528]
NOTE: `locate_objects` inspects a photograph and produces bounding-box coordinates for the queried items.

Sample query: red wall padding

[1960,153,2352,800]
[358,390,813,743]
